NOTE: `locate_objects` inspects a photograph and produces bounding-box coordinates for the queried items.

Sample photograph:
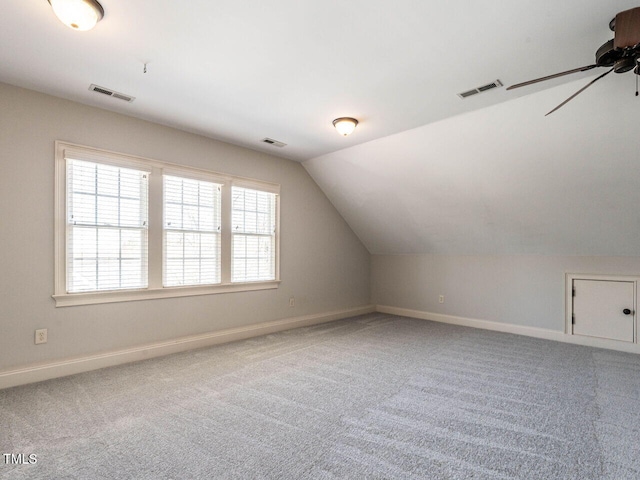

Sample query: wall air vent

[89,84,135,103]
[261,138,287,148]
[457,79,503,99]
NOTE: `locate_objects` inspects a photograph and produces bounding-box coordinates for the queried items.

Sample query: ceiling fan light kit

[508,7,640,115]
[48,0,104,31]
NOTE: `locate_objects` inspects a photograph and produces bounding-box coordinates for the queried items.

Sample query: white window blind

[232,186,277,282]
[163,175,222,286]
[66,159,149,293]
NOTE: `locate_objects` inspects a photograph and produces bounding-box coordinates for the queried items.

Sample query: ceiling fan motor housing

[596,39,618,67]
[611,7,640,74]
[596,8,640,73]
[613,56,636,74]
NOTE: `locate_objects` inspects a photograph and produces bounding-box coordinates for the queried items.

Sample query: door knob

[623,308,633,315]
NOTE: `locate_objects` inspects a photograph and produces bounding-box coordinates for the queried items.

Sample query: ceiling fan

[507,7,640,115]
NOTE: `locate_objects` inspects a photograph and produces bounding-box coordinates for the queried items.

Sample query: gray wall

[0,83,370,371]
[372,254,640,331]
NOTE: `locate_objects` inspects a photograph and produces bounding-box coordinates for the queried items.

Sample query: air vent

[457,79,503,99]
[459,89,479,98]
[89,84,135,103]
[261,137,287,148]
[478,80,502,92]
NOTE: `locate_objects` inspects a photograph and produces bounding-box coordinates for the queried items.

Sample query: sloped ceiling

[304,72,640,256]
[2,1,640,256]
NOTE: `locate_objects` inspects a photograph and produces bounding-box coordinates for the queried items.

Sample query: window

[67,159,149,292]
[164,175,221,287]
[54,142,280,306]
[232,187,277,282]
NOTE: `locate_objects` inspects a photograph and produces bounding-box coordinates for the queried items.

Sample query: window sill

[52,281,281,307]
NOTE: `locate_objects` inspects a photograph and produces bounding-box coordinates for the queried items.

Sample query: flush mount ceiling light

[332,117,358,136]
[47,0,104,31]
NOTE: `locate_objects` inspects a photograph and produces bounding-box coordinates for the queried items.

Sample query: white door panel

[573,280,635,342]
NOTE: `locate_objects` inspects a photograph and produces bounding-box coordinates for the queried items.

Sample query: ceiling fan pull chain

[636,73,638,96]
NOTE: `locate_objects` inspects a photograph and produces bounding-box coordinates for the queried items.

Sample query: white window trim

[53,141,280,307]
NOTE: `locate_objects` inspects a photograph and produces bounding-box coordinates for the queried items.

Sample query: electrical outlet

[35,329,48,345]
[439,295,445,304]
[289,297,295,307]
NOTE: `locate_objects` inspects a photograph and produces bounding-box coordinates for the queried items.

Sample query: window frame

[53,141,280,307]
[162,174,223,288]
[231,185,279,283]
[65,158,151,293]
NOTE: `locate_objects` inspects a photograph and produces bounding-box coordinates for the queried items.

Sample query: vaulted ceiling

[305,73,640,255]
[2,1,640,255]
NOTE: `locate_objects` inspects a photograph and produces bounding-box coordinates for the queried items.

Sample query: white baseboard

[0,304,375,390]
[376,305,640,355]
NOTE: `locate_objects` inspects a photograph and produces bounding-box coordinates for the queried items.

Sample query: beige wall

[372,254,640,331]
[0,83,370,371]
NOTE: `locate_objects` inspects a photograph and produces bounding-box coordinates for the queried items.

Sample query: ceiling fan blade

[545,68,614,116]
[614,7,640,49]
[506,65,598,90]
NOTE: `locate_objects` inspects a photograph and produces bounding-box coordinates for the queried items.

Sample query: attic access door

[571,279,635,342]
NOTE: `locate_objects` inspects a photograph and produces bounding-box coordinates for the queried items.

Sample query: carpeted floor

[1,313,640,479]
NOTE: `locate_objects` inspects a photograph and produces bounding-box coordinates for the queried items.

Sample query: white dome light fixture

[48,0,104,31]
[332,117,359,136]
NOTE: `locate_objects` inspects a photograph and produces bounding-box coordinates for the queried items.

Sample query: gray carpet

[1,313,640,479]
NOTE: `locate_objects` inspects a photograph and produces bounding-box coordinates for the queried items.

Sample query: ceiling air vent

[261,138,287,148]
[457,79,503,99]
[89,84,135,103]
[459,89,479,98]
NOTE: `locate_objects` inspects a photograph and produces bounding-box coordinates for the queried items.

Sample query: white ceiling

[1,1,635,161]
[2,1,640,255]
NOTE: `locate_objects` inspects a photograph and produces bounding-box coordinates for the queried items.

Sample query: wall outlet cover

[35,329,48,344]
